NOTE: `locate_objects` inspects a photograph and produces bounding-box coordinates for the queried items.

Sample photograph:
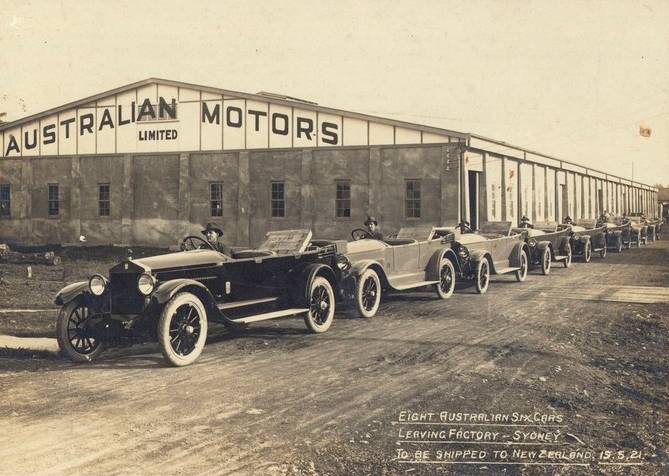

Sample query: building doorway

[597,189,604,216]
[560,185,568,221]
[468,171,479,230]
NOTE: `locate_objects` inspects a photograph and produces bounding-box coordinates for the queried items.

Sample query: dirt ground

[0,238,667,475]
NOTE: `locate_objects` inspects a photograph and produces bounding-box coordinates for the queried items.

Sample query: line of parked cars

[54,213,663,366]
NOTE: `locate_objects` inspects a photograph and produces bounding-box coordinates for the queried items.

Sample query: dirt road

[0,239,667,475]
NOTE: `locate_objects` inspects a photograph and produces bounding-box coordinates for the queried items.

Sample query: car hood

[570,225,587,232]
[455,233,489,245]
[130,249,225,272]
[345,239,387,254]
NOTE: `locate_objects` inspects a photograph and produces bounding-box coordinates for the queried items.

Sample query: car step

[391,280,439,291]
[218,296,279,310]
[553,255,568,261]
[494,266,520,274]
[233,308,308,324]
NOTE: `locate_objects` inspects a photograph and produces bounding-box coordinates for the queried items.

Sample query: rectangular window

[335,181,351,218]
[271,181,285,218]
[48,183,59,216]
[210,182,223,217]
[0,184,10,217]
[98,183,110,217]
[405,179,421,218]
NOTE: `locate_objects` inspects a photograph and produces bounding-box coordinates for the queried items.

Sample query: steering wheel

[351,228,374,240]
[458,221,472,234]
[181,235,215,251]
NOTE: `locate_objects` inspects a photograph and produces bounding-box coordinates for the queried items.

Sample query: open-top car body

[331,225,457,318]
[450,221,530,294]
[511,219,573,274]
[54,229,344,366]
[627,213,661,243]
[597,215,637,250]
[560,218,608,261]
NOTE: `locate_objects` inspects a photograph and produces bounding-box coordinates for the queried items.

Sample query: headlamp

[137,273,156,296]
[88,274,108,296]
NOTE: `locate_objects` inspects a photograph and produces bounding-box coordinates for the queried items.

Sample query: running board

[233,308,308,324]
[494,266,520,274]
[391,280,439,291]
[218,296,279,310]
[553,255,569,261]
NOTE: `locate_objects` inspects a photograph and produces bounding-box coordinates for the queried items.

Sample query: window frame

[98,182,111,217]
[210,182,224,217]
[0,183,10,217]
[335,180,351,219]
[405,179,422,219]
[270,180,286,219]
[47,183,60,217]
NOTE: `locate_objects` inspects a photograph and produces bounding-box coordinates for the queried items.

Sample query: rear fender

[426,248,460,279]
[509,242,529,268]
[470,250,496,274]
[557,236,571,255]
[348,259,389,287]
[294,263,338,305]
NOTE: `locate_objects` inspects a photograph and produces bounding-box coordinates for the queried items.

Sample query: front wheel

[435,259,456,299]
[541,247,552,275]
[583,241,592,263]
[515,250,528,282]
[474,258,490,294]
[56,300,106,363]
[355,269,382,317]
[600,242,608,258]
[158,292,208,367]
[304,276,335,333]
[616,236,623,254]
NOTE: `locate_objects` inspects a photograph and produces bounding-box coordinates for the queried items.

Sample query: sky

[1,0,668,186]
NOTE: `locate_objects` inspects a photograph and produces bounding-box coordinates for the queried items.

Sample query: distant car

[331,225,458,318]
[560,218,608,261]
[598,215,635,251]
[54,230,345,366]
[449,221,529,293]
[511,219,573,274]
[627,213,661,243]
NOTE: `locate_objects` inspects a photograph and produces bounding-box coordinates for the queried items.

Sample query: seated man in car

[202,222,233,256]
[365,216,384,240]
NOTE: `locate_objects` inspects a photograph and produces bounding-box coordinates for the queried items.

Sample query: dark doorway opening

[560,185,568,221]
[468,171,479,230]
[597,189,604,216]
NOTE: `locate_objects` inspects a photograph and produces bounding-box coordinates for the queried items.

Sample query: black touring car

[54,230,346,366]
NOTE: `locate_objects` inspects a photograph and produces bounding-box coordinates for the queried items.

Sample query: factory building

[0,78,659,247]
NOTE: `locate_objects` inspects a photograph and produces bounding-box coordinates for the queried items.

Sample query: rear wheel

[541,247,552,275]
[435,259,456,299]
[563,242,572,268]
[305,276,335,332]
[583,241,592,263]
[475,258,490,294]
[515,250,528,282]
[56,300,105,363]
[355,269,381,317]
[158,292,208,367]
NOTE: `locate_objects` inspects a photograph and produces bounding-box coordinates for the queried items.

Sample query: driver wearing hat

[202,222,233,256]
[364,216,384,240]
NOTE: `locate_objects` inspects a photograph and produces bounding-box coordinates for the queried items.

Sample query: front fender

[294,263,337,304]
[557,236,571,255]
[54,281,89,306]
[509,242,529,268]
[152,279,214,304]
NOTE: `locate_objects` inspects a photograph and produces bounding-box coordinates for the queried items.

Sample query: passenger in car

[365,216,384,240]
[202,222,233,256]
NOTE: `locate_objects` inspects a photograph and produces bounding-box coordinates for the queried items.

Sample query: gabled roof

[0,77,469,140]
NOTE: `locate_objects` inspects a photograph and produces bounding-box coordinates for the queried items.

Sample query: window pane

[335,181,351,218]
[0,184,9,217]
[98,183,110,216]
[48,184,59,216]
[271,182,285,217]
[405,180,421,218]
[210,182,223,217]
